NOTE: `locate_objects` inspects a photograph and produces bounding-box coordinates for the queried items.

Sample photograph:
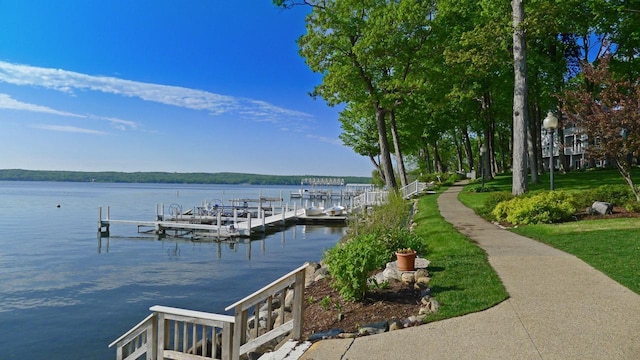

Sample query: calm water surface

[0,181,345,359]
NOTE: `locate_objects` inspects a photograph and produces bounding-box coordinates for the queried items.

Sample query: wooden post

[222,322,233,360]
[247,213,251,236]
[156,312,166,359]
[292,269,305,339]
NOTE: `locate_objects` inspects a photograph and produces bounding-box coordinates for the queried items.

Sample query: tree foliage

[560,56,640,200]
[274,0,640,194]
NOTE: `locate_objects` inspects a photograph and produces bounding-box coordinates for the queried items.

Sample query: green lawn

[510,218,640,294]
[414,191,509,322]
[457,168,640,296]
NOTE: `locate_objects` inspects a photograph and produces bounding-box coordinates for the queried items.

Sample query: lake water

[0,181,346,359]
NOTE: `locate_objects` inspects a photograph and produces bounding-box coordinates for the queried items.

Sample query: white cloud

[306,134,342,146]
[0,61,314,127]
[30,124,109,135]
[0,93,140,131]
[0,93,84,118]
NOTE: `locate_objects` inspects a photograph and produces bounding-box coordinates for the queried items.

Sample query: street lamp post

[480,144,486,190]
[543,112,559,190]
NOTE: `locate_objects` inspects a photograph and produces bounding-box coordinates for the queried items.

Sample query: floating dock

[97,180,429,241]
[98,203,347,240]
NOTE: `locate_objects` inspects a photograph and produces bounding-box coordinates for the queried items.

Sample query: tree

[561,56,640,200]
[512,0,529,195]
[275,0,434,190]
[338,103,385,182]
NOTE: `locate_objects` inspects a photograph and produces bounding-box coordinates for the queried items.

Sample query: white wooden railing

[350,190,389,212]
[225,263,306,359]
[110,263,308,360]
[109,306,234,360]
[400,180,433,199]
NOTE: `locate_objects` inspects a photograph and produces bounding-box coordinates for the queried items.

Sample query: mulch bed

[302,276,422,339]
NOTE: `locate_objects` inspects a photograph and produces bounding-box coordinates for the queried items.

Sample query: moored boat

[304,206,324,216]
[324,205,345,216]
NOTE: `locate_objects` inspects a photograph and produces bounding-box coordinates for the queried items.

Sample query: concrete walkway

[300,184,640,359]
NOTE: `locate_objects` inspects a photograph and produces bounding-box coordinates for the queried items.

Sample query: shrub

[492,191,576,225]
[479,191,514,219]
[573,185,634,209]
[382,227,428,257]
[624,201,640,213]
[324,233,388,301]
[324,191,428,301]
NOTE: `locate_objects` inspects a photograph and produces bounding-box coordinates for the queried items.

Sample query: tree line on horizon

[274,0,640,197]
[0,169,371,186]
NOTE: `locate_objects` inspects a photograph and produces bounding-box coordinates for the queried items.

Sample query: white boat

[304,206,324,216]
[324,205,345,216]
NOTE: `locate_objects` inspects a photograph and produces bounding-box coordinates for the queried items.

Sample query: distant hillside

[0,169,371,186]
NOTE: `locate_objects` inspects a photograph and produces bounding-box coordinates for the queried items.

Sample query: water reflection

[97,223,345,260]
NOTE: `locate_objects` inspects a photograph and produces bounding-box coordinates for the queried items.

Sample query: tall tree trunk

[389,110,408,187]
[483,129,493,181]
[498,129,508,173]
[462,127,474,173]
[512,0,529,195]
[433,141,444,173]
[375,107,397,189]
[557,106,570,172]
[528,102,540,184]
[452,128,464,173]
[422,145,433,174]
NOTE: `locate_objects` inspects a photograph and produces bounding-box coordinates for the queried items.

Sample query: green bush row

[492,191,576,225]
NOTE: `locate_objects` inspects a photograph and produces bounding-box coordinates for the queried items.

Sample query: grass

[510,219,640,294]
[457,167,640,296]
[413,190,509,322]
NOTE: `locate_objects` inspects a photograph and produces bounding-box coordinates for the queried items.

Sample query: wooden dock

[98,205,308,239]
[97,181,433,241]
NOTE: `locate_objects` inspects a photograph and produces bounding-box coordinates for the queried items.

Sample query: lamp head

[543,112,558,130]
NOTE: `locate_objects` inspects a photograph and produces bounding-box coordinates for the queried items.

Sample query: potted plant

[395,247,417,271]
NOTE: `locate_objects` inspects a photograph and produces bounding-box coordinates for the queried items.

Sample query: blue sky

[0,1,372,177]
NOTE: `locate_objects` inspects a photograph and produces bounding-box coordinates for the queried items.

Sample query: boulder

[284,289,294,309]
[414,268,429,280]
[388,320,404,331]
[358,321,388,336]
[414,276,431,290]
[591,201,613,215]
[401,272,415,284]
[308,328,344,342]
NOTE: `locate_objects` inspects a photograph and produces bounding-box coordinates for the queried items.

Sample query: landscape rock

[414,268,429,280]
[284,289,294,309]
[591,201,613,215]
[414,276,431,290]
[308,328,344,342]
[401,272,415,284]
[357,321,388,336]
[403,316,420,327]
[388,320,404,331]
[337,332,358,339]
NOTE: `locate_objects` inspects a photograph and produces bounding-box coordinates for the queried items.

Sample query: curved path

[300,184,640,359]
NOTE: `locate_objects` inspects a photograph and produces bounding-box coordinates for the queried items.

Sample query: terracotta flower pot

[395,251,417,271]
